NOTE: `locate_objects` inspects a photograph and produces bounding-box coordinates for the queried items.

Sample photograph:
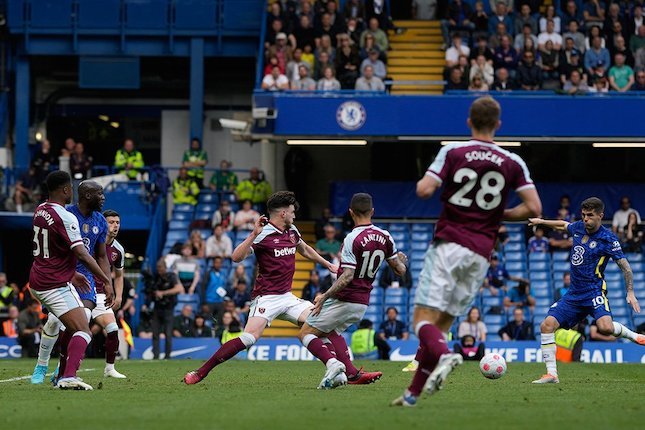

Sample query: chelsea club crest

[336,101,366,131]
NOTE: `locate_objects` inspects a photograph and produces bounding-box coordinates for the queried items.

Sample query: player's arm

[112,268,124,310]
[386,252,408,277]
[616,258,641,313]
[310,268,355,317]
[73,246,111,287]
[96,241,115,305]
[231,216,267,262]
[188,266,200,295]
[416,174,441,199]
[297,240,337,273]
[504,187,542,221]
[528,218,570,231]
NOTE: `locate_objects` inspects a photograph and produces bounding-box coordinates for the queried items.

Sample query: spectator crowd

[442,0,645,93]
[261,0,400,91]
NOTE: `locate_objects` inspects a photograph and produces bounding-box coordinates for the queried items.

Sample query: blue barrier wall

[256,92,645,138]
[331,181,645,219]
[1,337,642,363]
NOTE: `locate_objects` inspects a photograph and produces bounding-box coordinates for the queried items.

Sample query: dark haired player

[31,181,114,384]
[90,209,127,378]
[300,193,408,389]
[529,197,644,384]
[184,191,337,384]
[28,171,111,390]
[393,96,542,407]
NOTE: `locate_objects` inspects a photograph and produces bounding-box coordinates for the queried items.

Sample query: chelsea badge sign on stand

[336,101,366,131]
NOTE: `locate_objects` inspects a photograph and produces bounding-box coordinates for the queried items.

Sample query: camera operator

[147,257,184,359]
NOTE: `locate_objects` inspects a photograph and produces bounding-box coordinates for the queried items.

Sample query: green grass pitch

[1,359,643,430]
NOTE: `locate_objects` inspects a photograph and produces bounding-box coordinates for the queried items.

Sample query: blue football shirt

[566,221,625,297]
[67,204,108,293]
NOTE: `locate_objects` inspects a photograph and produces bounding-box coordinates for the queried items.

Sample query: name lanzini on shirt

[360,233,387,247]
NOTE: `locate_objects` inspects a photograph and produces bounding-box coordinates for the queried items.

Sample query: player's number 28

[448,168,506,210]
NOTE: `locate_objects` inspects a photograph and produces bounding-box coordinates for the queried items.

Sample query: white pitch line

[0,368,96,383]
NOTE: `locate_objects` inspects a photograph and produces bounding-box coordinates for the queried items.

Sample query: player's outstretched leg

[301,333,346,389]
[533,317,559,384]
[328,332,382,385]
[391,321,457,407]
[31,314,62,384]
[104,322,126,378]
[184,332,256,385]
[612,321,645,345]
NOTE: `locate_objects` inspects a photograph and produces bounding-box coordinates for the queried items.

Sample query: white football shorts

[91,293,115,320]
[31,283,84,319]
[249,292,313,326]
[415,241,489,316]
[306,298,367,335]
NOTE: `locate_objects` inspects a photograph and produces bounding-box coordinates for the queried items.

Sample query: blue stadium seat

[534,297,553,308]
[508,232,524,242]
[412,232,431,242]
[198,193,219,204]
[504,242,524,252]
[390,231,409,242]
[529,261,548,271]
[530,280,550,291]
[197,229,211,240]
[410,260,424,272]
[552,252,570,261]
[529,253,549,262]
[605,263,620,273]
[169,220,190,230]
[604,272,623,282]
[172,211,192,221]
[634,272,645,281]
[412,223,432,232]
[532,287,552,298]
[505,261,526,271]
[633,315,645,329]
[504,252,525,262]
[553,261,571,272]
[194,211,211,221]
[483,314,503,325]
[529,271,549,281]
[389,223,408,232]
[196,203,217,214]
[630,262,644,272]
[411,250,426,261]
[385,288,408,298]
[166,231,188,243]
[174,204,194,213]
[606,288,624,299]
[626,253,644,262]
[611,306,629,318]
[411,242,427,251]
[505,224,524,233]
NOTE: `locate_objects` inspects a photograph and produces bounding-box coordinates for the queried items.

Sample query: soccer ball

[479,353,507,379]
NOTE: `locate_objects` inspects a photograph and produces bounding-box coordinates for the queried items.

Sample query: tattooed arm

[310,269,354,316]
[616,258,641,313]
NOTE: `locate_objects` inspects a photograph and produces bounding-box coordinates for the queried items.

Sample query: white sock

[16,204,23,213]
[612,321,639,342]
[37,332,58,367]
[541,333,558,377]
[37,315,63,367]
[105,363,115,372]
